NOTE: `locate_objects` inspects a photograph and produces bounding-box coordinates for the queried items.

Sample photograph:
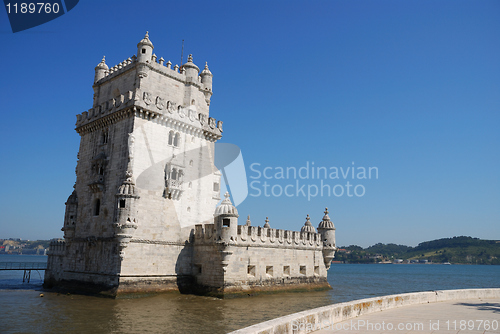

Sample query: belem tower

[44,32,337,297]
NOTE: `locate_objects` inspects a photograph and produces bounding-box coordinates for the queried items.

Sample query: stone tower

[45,32,337,298]
[45,32,223,295]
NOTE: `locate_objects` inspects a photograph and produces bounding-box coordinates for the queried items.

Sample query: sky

[0,0,498,247]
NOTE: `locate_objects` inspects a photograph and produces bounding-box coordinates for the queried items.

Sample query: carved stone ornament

[178,106,185,118]
[143,92,152,105]
[188,109,196,122]
[156,96,165,110]
[209,117,216,129]
[199,113,206,125]
[167,101,175,114]
[115,95,122,108]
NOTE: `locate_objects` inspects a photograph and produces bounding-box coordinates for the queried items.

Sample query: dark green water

[1,255,499,333]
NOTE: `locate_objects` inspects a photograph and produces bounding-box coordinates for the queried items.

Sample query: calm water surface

[1,254,499,333]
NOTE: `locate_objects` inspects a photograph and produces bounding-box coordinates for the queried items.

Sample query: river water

[1,254,499,333]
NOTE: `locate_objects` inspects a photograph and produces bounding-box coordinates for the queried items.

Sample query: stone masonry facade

[44,33,337,298]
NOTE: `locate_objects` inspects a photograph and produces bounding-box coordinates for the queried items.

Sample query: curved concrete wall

[229,288,500,334]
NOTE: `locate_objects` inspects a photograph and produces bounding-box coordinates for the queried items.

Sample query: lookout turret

[214,192,239,243]
[181,54,200,84]
[317,208,336,269]
[94,56,108,83]
[137,31,154,63]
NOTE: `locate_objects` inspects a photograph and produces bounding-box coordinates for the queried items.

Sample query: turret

[317,208,336,269]
[136,31,154,63]
[94,56,108,83]
[200,62,213,104]
[114,171,140,259]
[200,62,213,89]
[181,54,200,83]
[62,190,78,239]
[214,192,238,243]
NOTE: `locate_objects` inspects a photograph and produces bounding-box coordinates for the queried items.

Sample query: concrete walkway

[229,289,500,334]
[311,298,500,334]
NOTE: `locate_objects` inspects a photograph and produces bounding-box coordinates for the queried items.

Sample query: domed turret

[200,62,213,89]
[317,207,337,270]
[318,208,335,230]
[137,31,154,63]
[214,192,238,217]
[301,214,316,233]
[200,62,213,104]
[62,190,78,239]
[114,172,140,256]
[94,56,108,83]
[117,178,138,197]
[214,192,239,243]
[181,54,200,83]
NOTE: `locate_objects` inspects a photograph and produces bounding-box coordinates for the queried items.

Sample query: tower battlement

[194,223,324,250]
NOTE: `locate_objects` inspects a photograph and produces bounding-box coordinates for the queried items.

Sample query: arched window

[171,168,177,180]
[174,133,180,147]
[94,199,101,216]
[168,131,174,145]
[102,130,109,144]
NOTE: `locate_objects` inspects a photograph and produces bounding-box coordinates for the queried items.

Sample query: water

[1,255,499,334]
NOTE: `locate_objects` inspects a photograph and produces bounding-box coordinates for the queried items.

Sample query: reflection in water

[1,289,334,334]
[1,264,499,334]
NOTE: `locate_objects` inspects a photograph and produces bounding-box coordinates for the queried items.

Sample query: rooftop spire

[201,62,213,76]
[301,214,316,233]
[137,31,154,49]
[95,56,108,70]
[263,217,270,228]
[318,207,335,230]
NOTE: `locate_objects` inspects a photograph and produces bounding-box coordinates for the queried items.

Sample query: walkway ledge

[228,288,500,334]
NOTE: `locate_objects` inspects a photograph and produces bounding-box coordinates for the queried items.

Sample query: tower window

[94,199,101,216]
[102,130,109,144]
[283,266,290,276]
[98,166,104,175]
[142,48,146,54]
[168,131,174,145]
[213,182,220,192]
[173,133,180,147]
[223,218,230,227]
[300,265,306,275]
[247,265,256,277]
[119,199,126,208]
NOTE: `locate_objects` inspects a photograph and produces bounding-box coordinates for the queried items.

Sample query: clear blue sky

[0,0,498,247]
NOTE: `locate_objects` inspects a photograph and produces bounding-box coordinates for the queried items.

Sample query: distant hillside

[0,239,51,255]
[336,236,500,265]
